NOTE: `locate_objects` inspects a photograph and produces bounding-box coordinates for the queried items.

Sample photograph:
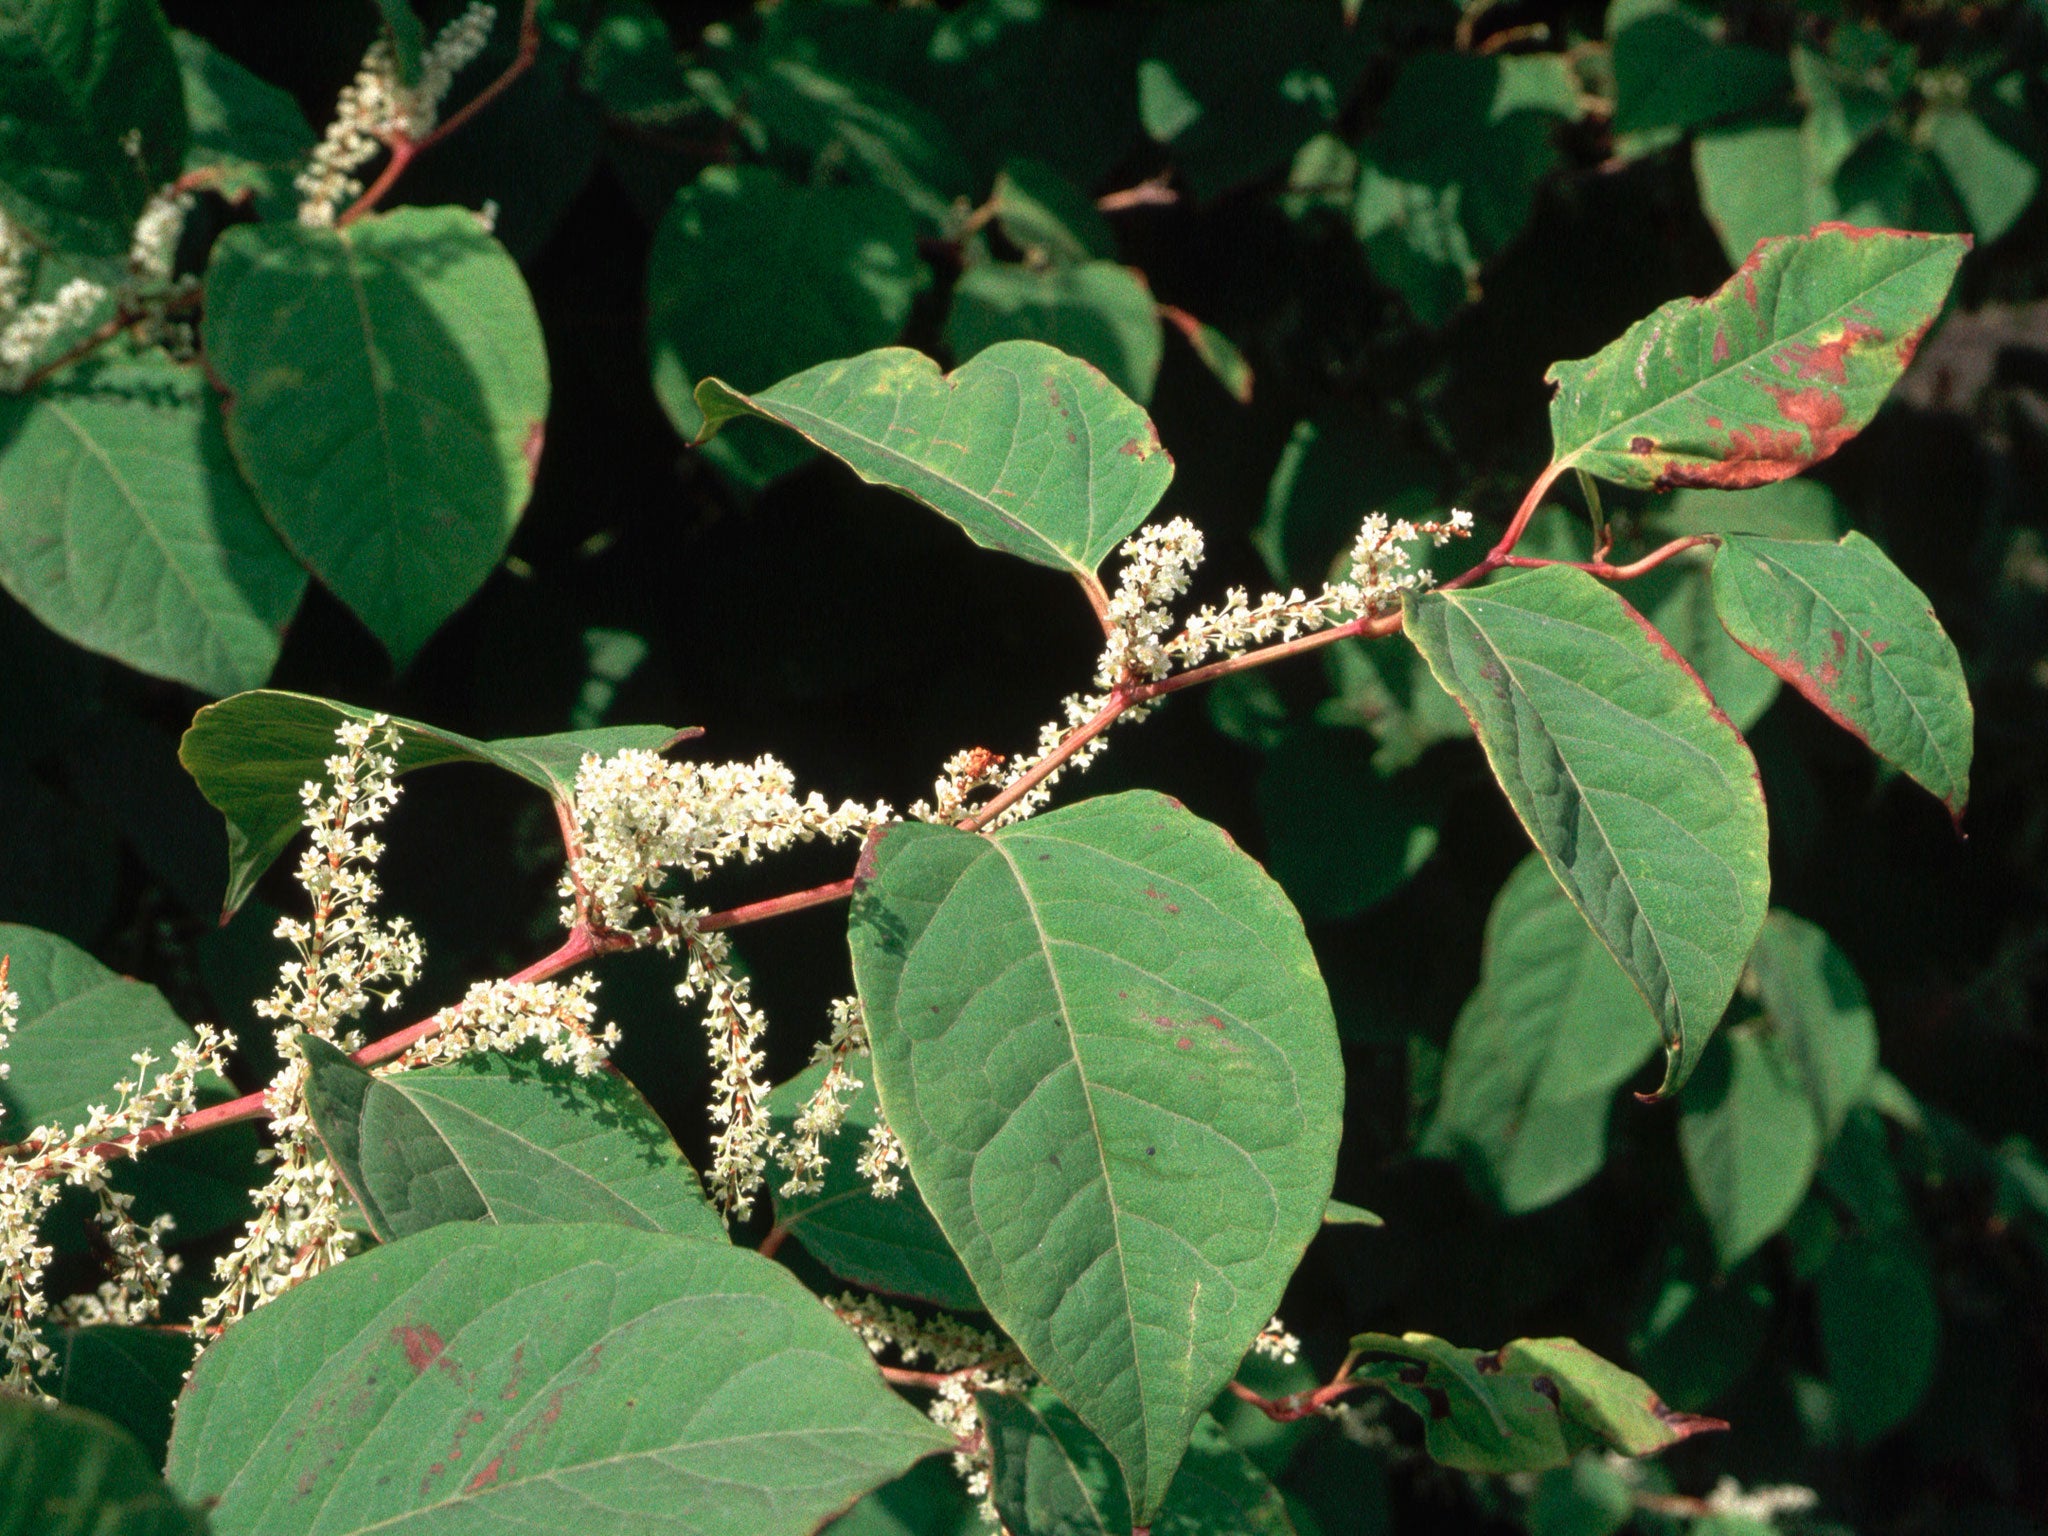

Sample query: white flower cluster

[0,210,25,319]
[1252,1315,1301,1365]
[126,184,194,288]
[855,1121,906,1200]
[0,277,108,374]
[198,717,422,1335]
[1702,1475,1820,1521]
[0,1011,234,1390]
[832,1293,1035,1518]
[561,748,886,936]
[296,3,498,226]
[676,925,781,1220]
[974,509,1474,828]
[399,975,620,1076]
[908,747,1008,825]
[776,996,869,1196]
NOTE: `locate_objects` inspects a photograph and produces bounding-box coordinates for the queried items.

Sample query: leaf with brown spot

[164,1223,948,1535]
[1710,531,1973,814]
[1349,1331,1725,1474]
[1547,225,1967,490]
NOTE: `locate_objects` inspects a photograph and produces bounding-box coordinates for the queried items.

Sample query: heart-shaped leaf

[1422,854,1662,1213]
[201,205,551,665]
[848,791,1341,1518]
[299,1037,725,1243]
[0,354,306,697]
[695,341,1173,579]
[1349,1332,1725,1474]
[178,689,691,919]
[1547,225,1967,490]
[764,1059,980,1311]
[1404,565,1770,1095]
[1710,530,1972,815]
[165,1223,951,1535]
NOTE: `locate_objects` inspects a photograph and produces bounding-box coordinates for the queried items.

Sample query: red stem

[698,877,855,932]
[1228,1354,1364,1422]
[1501,534,1718,579]
[335,0,541,227]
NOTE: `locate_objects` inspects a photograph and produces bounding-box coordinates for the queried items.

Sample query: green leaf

[1352,53,1580,326]
[696,341,1173,580]
[823,1458,986,1536]
[578,1,694,125]
[164,1223,951,1535]
[299,1037,725,1244]
[1548,225,1967,490]
[1630,555,1780,731]
[371,0,425,85]
[647,164,927,490]
[0,921,227,1133]
[1747,911,1878,1143]
[1255,412,1442,590]
[0,0,187,253]
[46,1324,194,1466]
[177,688,689,919]
[1403,565,1770,1094]
[1255,727,1440,922]
[1691,125,1840,272]
[1650,477,1845,542]
[0,1392,207,1536]
[982,1392,1295,1536]
[201,205,551,665]
[848,791,1342,1518]
[945,261,1164,405]
[1629,1239,1775,1412]
[1160,307,1253,405]
[1812,1111,1938,1441]
[764,1058,980,1311]
[1678,1025,1823,1269]
[1924,81,2040,243]
[1421,854,1663,1213]
[1135,1,1369,202]
[1606,0,1791,137]
[992,158,1117,264]
[1323,1198,1382,1227]
[1710,531,1973,814]
[0,354,307,696]
[1349,1332,1724,1474]
[171,30,315,219]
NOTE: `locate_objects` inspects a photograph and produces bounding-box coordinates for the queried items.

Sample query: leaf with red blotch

[1711,531,1973,816]
[1547,224,1967,491]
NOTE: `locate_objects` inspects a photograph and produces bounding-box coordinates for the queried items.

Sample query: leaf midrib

[1556,246,1952,465]
[1743,540,1963,799]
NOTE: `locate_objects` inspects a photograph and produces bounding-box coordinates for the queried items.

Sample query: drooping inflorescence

[0,952,233,1389]
[295,3,499,226]
[195,716,423,1335]
[398,975,619,1076]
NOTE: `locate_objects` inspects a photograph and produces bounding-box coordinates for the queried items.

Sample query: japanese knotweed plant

[0,154,1978,1531]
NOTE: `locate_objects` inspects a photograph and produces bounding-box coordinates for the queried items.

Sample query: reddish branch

[1228,1352,1365,1423]
[56,449,1657,1171]
[337,0,543,227]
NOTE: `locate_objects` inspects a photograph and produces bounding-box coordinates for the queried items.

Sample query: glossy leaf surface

[0,0,186,252]
[1422,854,1663,1213]
[849,791,1341,1517]
[178,689,687,918]
[0,1392,206,1536]
[1678,1027,1823,1270]
[1350,1332,1723,1474]
[165,1223,950,1535]
[202,205,551,665]
[300,1038,724,1244]
[0,355,306,697]
[764,1059,979,1311]
[696,341,1173,579]
[1711,531,1972,814]
[1547,225,1966,490]
[1404,565,1770,1094]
